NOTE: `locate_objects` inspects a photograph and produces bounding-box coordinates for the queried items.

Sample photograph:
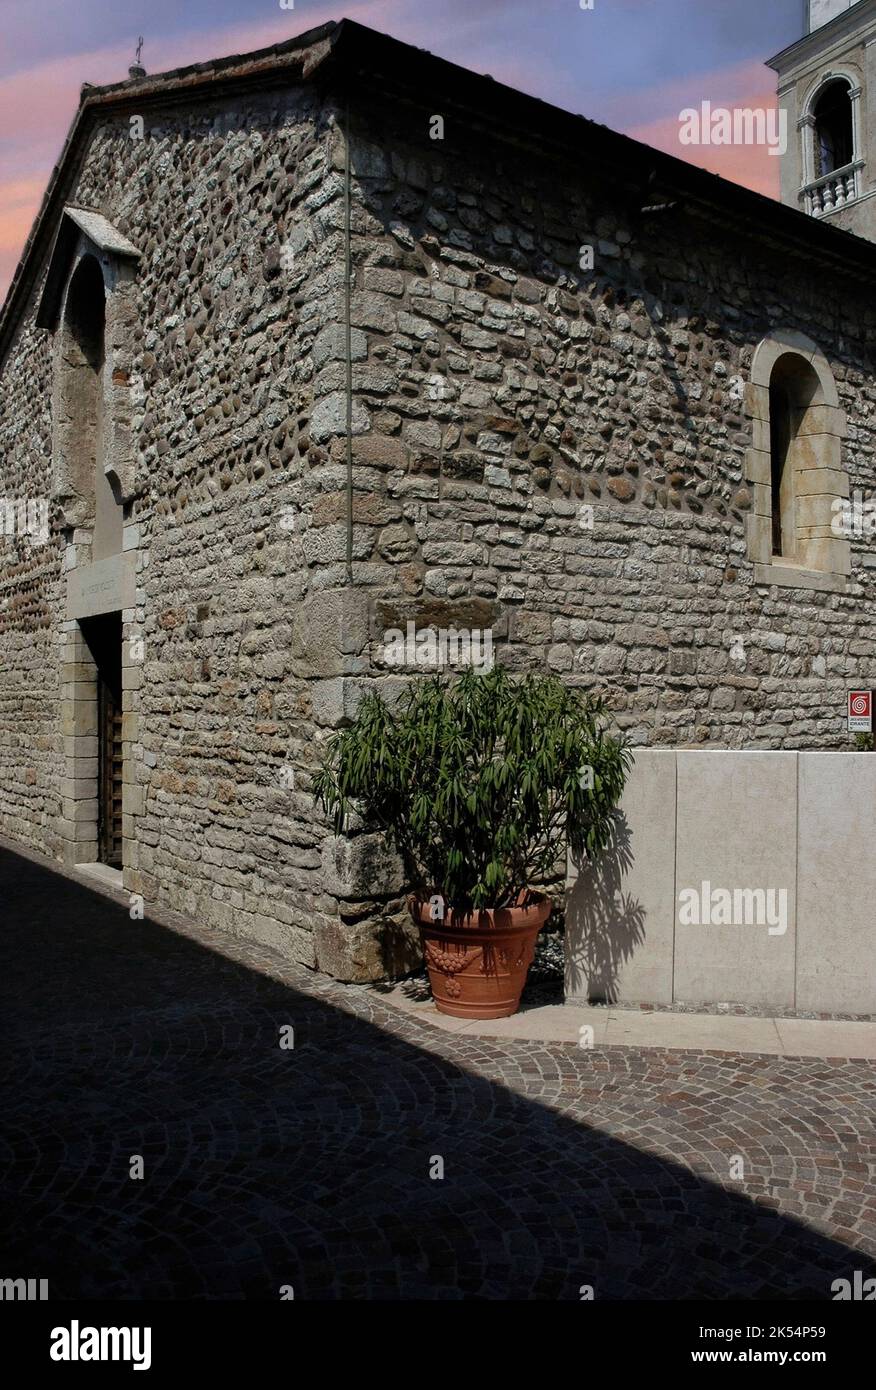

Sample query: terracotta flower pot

[409,892,551,1020]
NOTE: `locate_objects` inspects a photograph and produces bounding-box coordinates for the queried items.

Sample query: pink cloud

[0,2,437,302]
[620,58,782,199]
[0,46,134,302]
[0,22,783,306]
[0,176,47,299]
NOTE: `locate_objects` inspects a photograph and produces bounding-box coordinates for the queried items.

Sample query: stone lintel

[66,550,137,620]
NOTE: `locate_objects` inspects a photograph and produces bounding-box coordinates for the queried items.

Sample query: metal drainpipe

[343,97,354,586]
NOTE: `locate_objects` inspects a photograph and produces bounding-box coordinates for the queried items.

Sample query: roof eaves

[766,0,876,71]
[326,19,876,284]
[3,16,876,370]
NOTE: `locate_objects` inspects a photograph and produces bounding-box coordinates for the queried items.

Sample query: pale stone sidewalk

[376,982,876,1057]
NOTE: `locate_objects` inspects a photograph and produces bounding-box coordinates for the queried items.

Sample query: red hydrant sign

[848,690,873,732]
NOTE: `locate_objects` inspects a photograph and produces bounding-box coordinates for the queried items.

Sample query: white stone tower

[768,0,876,240]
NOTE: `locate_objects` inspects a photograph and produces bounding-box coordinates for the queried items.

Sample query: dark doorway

[81,612,123,869]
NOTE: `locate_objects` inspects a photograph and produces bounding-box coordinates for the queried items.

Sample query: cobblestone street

[2,843,875,1300]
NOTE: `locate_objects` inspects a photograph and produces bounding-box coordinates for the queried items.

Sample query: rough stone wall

[0,80,417,979]
[0,309,58,851]
[334,96,876,751]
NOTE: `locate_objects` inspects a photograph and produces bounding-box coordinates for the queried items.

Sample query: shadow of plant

[565,810,646,1004]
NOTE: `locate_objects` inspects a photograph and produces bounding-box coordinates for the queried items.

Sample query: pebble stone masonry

[2,19,876,982]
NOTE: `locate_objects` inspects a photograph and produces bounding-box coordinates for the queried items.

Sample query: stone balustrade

[804,161,861,215]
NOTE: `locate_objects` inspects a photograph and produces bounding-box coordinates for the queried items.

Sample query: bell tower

[768,0,876,241]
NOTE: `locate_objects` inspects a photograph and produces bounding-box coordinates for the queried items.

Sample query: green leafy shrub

[313,666,631,911]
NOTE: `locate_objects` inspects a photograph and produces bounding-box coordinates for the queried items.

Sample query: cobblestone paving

[2,845,875,1300]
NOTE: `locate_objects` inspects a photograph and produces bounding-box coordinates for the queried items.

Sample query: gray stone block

[321,833,405,899]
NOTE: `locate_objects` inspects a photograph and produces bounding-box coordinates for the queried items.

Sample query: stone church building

[1,11,876,980]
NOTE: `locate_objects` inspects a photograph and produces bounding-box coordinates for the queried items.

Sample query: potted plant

[314,666,630,1019]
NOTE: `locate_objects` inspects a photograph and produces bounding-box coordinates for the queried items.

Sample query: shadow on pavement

[1,843,872,1300]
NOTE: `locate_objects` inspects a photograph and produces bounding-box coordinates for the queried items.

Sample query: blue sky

[0,0,809,296]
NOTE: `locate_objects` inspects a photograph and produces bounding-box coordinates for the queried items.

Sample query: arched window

[803,75,861,216]
[746,331,850,590]
[768,355,821,561]
[57,254,122,559]
[64,254,105,471]
[813,79,854,178]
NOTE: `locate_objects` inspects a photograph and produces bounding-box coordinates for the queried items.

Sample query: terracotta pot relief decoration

[411,892,552,1019]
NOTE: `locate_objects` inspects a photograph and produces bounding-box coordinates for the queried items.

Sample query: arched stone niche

[744,329,850,591]
[41,208,141,552]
